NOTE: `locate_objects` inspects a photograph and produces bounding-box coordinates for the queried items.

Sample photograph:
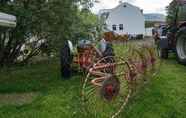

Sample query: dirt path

[0,92,40,106]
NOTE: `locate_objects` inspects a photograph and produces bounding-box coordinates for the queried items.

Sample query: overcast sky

[91,0,172,14]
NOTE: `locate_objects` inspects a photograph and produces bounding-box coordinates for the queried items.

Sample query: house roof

[99,2,142,16]
[113,2,141,11]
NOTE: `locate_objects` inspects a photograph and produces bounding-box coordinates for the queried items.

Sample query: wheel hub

[100,76,120,101]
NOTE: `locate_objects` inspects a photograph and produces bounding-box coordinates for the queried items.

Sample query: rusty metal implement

[81,45,160,118]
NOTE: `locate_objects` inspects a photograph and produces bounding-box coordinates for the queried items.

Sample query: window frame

[119,24,124,31]
[112,24,117,31]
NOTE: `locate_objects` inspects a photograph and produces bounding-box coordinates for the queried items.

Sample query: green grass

[0,47,186,118]
[120,57,186,118]
[0,61,84,118]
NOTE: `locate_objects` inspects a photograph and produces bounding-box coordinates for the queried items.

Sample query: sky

[91,0,172,14]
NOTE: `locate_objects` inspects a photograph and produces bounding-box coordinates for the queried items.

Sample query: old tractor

[154,0,186,64]
[60,38,115,78]
[60,32,128,78]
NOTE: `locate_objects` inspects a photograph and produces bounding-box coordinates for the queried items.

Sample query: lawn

[0,45,186,118]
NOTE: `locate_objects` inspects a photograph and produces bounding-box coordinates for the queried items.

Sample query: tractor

[60,36,115,78]
[154,0,186,64]
[60,31,130,78]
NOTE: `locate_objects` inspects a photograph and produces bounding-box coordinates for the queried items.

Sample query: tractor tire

[60,40,73,79]
[176,27,186,65]
[102,43,115,64]
[157,46,168,59]
[102,43,115,73]
[102,43,115,58]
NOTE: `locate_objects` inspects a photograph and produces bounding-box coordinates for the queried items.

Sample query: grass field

[0,44,186,118]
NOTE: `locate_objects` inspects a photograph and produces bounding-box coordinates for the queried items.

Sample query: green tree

[166,0,186,25]
[166,0,186,34]
[166,0,180,26]
[0,0,99,66]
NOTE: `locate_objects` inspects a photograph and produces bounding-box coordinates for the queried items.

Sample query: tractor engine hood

[0,12,16,28]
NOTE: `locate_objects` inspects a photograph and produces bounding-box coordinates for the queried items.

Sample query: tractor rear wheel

[102,43,115,57]
[60,40,73,78]
[176,27,186,65]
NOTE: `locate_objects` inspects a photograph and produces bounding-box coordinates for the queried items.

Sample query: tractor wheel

[102,43,115,57]
[102,43,115,73]
[176,27,186,65]
[157,46,168,59]
[60,40,73,79]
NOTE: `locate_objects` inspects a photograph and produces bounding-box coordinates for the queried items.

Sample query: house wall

[105,3,145,35]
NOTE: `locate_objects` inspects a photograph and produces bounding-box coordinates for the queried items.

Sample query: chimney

[119,0,124,4]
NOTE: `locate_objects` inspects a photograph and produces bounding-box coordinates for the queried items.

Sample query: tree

[47,0,100,49]
[0,0,99,66]
[166,0,186,34]
[166,0,180,26]
[0,0,52,65]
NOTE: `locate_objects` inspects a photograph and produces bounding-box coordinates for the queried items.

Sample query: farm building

[99,2,145,36]
[144,13,166,36]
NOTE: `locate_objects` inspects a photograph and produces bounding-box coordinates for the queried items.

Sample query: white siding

[102,3,145,35]
[145,27,153,36]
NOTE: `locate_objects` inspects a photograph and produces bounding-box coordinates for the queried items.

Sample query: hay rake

[82,45,160,118]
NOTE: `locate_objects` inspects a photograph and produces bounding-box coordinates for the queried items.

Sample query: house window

[119,24,123,30]
[112,25,117,31]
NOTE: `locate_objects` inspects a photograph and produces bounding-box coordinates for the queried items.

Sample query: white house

[99,2,145,36]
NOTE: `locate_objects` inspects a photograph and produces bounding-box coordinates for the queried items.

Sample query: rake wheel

[82,56,132,118]
[127,46,161,92]
[81,45,161,118]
